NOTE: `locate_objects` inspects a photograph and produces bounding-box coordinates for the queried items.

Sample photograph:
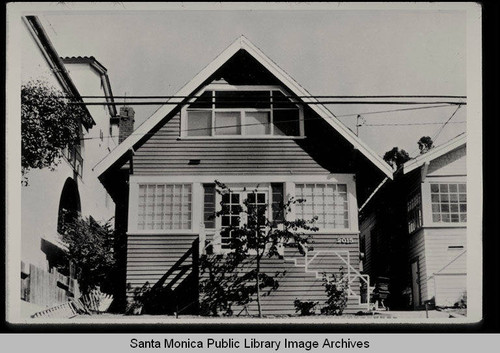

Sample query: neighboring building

[360,133,467,309]
[20,16,120,315]
[95,36,393,315]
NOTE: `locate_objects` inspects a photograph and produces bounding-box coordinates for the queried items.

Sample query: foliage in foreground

[199,180,318,317]
[59,215,116,294]
[21,80,87,184]
[294,269,349,316]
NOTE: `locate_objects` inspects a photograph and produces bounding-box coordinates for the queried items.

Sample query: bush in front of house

[294,299,319,316]
[320,270,348,316]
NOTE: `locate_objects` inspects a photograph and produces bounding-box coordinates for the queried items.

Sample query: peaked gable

[403,133,467,175]
[94,36,393,179]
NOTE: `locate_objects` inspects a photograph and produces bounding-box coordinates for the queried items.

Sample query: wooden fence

[21,262,79,308]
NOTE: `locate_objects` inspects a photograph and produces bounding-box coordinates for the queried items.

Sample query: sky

[36,4,467,157]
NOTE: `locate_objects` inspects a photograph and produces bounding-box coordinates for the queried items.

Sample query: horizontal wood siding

[133,114,333,175]
[126,234,198,298]
[423,227,466,302]
[206,232,363,316]
[408,228,428,302]
[434,274,467,307]
[427,145,466,177]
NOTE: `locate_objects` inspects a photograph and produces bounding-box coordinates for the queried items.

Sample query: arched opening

[57,178,81,234]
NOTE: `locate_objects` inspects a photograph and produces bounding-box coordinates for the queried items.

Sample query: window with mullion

[185,89,301,137]
[430,182,466,223]
[137,184,192,231]
[295,183,349,229]
[220,192,241,249]
[407,190,422,233]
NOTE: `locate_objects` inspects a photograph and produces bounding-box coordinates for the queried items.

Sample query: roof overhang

[403,133,467,174]
[62,56,117,118]
[23,16,96,129]
[94,35,393,179]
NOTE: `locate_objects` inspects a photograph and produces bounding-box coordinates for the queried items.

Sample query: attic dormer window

[183,87,303,137]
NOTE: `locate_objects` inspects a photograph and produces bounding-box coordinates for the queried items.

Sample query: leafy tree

[418,136,434,154]
[383,147,410,170]
[21,80,87,185]
[199,180,318,317]
[58,215,116,294]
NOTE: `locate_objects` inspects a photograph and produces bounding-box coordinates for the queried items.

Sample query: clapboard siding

[133,115,334,175]
[408,228,428,302]
[423,227,466,301]
[434,274,466,307]
[126,234,198,296]
[427,145,466,176]
[199,232,363,315]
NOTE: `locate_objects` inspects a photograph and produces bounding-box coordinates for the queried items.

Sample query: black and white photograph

[5,2,482,327]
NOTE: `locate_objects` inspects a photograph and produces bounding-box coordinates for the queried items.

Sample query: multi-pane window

[185,90,301,137]
[219,189,272,249]
[137,184,192,230]
[246,192,267,228]
[430,183,466,223]
[295,183,349,229]
[220,192,242,249]
[271,183,285,224]
[203,184,216,229]
[407,191,423,233]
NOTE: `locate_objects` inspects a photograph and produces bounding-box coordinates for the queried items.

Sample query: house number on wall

[336,237,354,244]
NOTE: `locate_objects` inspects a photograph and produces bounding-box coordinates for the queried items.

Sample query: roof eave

[403,133,467,174]
[23,16,96,129]
[94,35,393,179]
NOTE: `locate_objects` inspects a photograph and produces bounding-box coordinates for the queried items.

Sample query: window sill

[177,135,306,140]
[127,230,197,236]
[423,223,467,229]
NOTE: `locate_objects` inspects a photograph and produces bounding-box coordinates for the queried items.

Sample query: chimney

[118,106,135,144]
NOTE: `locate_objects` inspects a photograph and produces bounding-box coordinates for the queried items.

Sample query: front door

[410,259,421,308]
[220,189,268,250]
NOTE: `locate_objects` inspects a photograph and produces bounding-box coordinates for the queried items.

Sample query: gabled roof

[94,35,393,178]
[403,133,467,174]
[23,16,95,129]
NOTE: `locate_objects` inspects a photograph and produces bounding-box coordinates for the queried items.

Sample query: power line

[70,101,466,106]
[64,94,467,99]
[335,104,454,117]
[363,121,466,127]
[80,115,466,142]
[431,105,463,142]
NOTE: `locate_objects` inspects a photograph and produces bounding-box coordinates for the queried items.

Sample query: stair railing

[304,248,372,311]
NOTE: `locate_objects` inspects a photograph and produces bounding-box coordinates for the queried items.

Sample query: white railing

[304,248,371,311]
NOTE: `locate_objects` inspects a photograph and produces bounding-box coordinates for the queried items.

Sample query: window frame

[128,174,358,236]
[421,178,467,228]
[294,182,351,231]
[180,85,305,139]
[132,182,195,233]
[407,187,423,234]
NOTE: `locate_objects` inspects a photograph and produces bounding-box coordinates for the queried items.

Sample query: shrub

[58,215,116,294]
[320,270,348,316]
[294,299,318,316]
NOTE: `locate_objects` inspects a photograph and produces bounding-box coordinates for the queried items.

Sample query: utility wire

[389,105,465,175]
[70,101,466,106]
[431,105,463,142]
[62,94,467,99]
[363,121,465,127]
[335,104,453,117]
[80,114,466,141]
